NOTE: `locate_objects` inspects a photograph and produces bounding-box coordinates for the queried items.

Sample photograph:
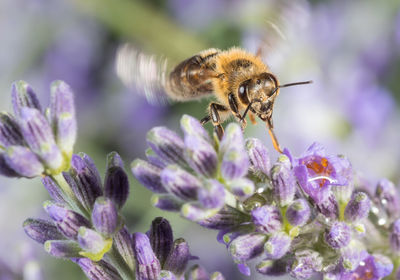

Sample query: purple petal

[4,145,44,178]
[11,81,42,115]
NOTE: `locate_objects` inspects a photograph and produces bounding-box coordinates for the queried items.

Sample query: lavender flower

[132,116,400,279]
[0,80,76,178]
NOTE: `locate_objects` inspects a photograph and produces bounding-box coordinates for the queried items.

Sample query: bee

[165,47,312,153]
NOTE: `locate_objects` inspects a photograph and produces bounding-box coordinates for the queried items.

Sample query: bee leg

[266,118,283,153]
[200,115,211,125]
[249,112,257,125]
[228,93,247,130]
[209,102,228,140]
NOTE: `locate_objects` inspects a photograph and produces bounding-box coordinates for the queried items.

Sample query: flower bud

[286,199,311,226]
[196,205,250,230]
[390,219,400,254]
[92,197,119,237]
[23,218,64,244]
[210,272,225,280]
[376,179,400,218]
[44,202,90,239]
[161,165,201,201]
[316,194,339,219]
[11,81,42,115]
[131,159,166,193]
[113,227,135,270]
[78,227,112,261]
[18,107,63,171]
[198,179,225,209]
[229,233,267,262]
[226,178,255,199]
[237,263,251,276]
[325,222,351,249]
[271,155,296,207]
[49,81,76,156]
[41,176,66,203]
[148,217,173,267]
[151,194,182,211]
[104,152,129,209]
[75,258,122,280]
[256,259,287,276]
[251,205,282,234]
[181,202,219,222]
[147,127,185,165]
[164,238,190,276]
[159,271,177,280]
[341,241,368,271]
[245,138,271,176]
[220,124,249,180]
[180,115,210,142]
[4,146,44,177]
[184,135,217,177]
[0,152,19,177]
[0,112,24,147]
[132,232,161,280]
[188,265,209,280]
[44,240,81,258]
[221,146,249,180]
[67,153,103,211]
[145,148,167,168]
[344,192,371,222]
[289,249,322,280]
[264,232,291,259]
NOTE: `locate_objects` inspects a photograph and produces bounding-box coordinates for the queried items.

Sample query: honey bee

[165,47,312,153]
[115,45,311,153]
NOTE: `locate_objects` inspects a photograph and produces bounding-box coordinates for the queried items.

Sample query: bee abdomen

[166,49,220,101]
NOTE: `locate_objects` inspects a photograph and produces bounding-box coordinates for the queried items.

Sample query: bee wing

[255,0,309,63]
[115,43,169,106]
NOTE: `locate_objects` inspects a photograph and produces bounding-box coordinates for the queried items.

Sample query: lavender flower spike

[49,80,77,157]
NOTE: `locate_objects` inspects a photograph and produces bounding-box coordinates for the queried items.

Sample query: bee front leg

[228,93,247,130]
[265,118,283,154]
[209,102,228,140]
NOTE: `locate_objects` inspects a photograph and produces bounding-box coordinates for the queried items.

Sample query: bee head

[238,72,279,115]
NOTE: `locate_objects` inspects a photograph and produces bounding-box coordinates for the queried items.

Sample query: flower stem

[105,247,135,280]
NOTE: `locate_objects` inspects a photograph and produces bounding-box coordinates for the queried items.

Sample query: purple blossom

[294,142,352,204]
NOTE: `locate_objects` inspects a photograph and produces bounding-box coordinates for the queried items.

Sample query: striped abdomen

[166,48,220,101]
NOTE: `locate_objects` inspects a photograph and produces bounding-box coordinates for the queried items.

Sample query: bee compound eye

[256,79,261,85]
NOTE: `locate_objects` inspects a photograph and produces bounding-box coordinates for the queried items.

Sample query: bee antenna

[271,80,312,95]
[279,80,313,89]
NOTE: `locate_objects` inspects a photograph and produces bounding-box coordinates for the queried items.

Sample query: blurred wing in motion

[115,43,169,105]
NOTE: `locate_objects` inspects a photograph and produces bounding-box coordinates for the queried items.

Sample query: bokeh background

[1,0,400,279]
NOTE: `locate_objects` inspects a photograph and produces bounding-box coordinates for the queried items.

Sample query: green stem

[105,247,135,280]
